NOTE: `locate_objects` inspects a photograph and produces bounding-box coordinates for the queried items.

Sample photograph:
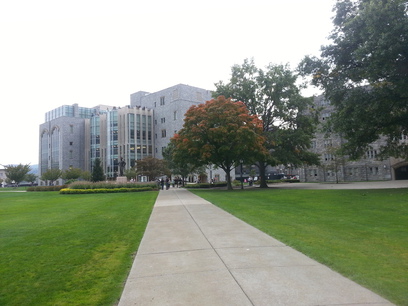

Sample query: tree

[41,168,63,185]
[163,141,206,186]
[25,173,38,185]
[81,171,92,182]
[3,164,31,186]
[172,96,267,190]
[124,168,137,181]
[135,157,169,181]
[91,158,106,182]
[298,0,408,159]
[62,167,83,181]
[214,59,320,187]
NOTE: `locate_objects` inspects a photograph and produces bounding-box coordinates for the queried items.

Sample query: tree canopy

[136,156,169,181]
[163,142,206,185]
[41,168,63,185]
[171,96,267,190]
[62,167,83,181]
[214,59,320,187]
[91,158,106,182]
[299,0,408,159]
[3,164,31,185]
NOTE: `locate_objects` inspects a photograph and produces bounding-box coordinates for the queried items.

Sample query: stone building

[300,95,408,182]
[130,84,229,182]
[39,84,231,184]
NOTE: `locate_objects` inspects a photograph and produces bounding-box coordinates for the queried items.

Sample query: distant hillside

[30,164,38,175]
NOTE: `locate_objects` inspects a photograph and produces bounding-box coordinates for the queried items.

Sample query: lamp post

[240,160,244,190]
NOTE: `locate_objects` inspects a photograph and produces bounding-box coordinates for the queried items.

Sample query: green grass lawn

[0,191,157,306]
[191,188,408,305]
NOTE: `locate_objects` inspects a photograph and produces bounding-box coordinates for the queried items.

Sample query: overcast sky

[0,0,336,166]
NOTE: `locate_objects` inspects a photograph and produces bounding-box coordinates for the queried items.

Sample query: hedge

[60,187,153,194]
[68,181,157,190]
[27,185,68,192]
[184,182,228,189]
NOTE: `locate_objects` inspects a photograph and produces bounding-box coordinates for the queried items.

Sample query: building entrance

[395,165,408,180]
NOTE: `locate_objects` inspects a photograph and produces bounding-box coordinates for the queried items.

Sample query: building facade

[84,105,154,178]
[39,104,93,184]
[130,84,228,182]
[39,84,231,184]
[300,95,408,182]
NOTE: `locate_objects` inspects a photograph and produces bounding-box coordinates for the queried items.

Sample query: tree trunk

[225,170,233,190]
[258,162,269,188]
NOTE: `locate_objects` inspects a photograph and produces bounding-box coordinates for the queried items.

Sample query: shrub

[27,185,68,192]
[184,182,228,189]
[68,181,157,190]
[59,187,153,194]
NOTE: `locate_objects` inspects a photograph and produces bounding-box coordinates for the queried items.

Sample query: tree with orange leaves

[171,96,267,190]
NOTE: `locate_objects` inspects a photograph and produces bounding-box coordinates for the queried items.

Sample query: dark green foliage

[299,0,408,159]
[60,187,153,194]
[41,168,63,184]
[68,181,157,190]
[62,167,84,181]
[3,164,31,185]
[135,156,169,181]
[214,59,320,187]
[27,185,68,192]
[91,158,106,182]
[184,182,228,189]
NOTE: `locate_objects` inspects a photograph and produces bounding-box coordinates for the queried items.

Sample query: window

[324,139,332,148]
[70,125,74,134]
[160,96,165,105]
[161,117,166,123]
[324,154,334,161]
[161,129,167,138]
[69,150,73,159]
[366,150,377,159]
[174,111,177,120]
[69,141,73,146]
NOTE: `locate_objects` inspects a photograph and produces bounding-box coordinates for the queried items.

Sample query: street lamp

[240,160,244,190]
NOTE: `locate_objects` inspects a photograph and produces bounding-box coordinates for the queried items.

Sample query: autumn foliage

[171,96,267,189]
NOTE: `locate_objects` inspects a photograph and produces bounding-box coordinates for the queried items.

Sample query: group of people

[157,177,183,190]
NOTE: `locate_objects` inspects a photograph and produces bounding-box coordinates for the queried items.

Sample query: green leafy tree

[3,164,31,186]
[214,59,320,187]
[172,96,267,190]
[125,168,137,181]
[81,171,92,181]
[163,142,206,185]
[136,157,169,181]
[25,173,38,185]
[41,168,63,185]
[62,167,83,181]
[91,158,106,182]
[298,0,408,159]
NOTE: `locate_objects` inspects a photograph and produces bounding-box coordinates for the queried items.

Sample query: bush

[60,187,153,194]
[68,181,157,190]
[184,182,228,189]
[27,185,68,192]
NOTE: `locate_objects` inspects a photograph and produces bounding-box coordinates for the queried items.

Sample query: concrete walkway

[118,188,394,306]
